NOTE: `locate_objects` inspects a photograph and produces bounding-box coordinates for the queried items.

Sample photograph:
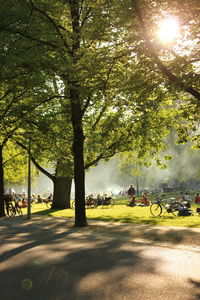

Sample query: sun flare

[158,18,179,43]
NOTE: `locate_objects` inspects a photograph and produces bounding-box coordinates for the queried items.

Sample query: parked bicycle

[31,196,52,208]
[6,202,23,217]
[96,195,114,207]
[42,198,52,208]
[150,194,184,217]
[71,195,98,209]
[71,194,114,209]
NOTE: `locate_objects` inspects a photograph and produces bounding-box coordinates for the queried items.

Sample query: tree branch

[84,140,118,170]
[28,0,72,55]
[0,26,58,49]
[14,140,55,181]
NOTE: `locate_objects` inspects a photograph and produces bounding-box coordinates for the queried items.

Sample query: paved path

[1,215,200,300]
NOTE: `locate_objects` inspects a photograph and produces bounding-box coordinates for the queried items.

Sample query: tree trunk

[69,0,87,227]
[0,146,5,217]
[51,176,72,209]
[70,87,87,227]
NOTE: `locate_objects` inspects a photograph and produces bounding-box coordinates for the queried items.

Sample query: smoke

[84,142,200,194]
[85,159,123,196]
[11,141,199,197]
[34,171,53,194]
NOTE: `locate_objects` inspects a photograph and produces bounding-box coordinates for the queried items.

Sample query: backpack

[178,207,192,216]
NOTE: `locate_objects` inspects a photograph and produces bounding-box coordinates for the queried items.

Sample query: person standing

[127,185,135,198]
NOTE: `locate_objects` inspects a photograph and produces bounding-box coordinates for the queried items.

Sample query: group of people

[179,191,200,205]
[127,185,149,207]
[4,192,53,210]
[126,186,200,208]
[4,193,28,208]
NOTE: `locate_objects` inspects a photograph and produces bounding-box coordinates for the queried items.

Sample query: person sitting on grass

[140,190,149,206]
[183,191,191,208]
[194,192,200,204]
[37,195,42,203]
[20,198,28,208]
[127,195,136,207]
[178,191,185,202]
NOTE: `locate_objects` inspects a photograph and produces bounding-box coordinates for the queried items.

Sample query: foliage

[0,0,175,180]
[3,140,39,185]
[0,0,199,222]
[130,0,200,146]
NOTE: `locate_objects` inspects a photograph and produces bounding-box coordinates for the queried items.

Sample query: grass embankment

[23,194,200,228]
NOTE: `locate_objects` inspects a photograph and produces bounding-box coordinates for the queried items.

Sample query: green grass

[23,200,200,228]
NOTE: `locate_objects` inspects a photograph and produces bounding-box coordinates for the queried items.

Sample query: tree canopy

[0,0,199,223]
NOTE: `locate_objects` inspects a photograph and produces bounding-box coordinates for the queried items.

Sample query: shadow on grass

[88,216,159,225]
[32,208,59,216]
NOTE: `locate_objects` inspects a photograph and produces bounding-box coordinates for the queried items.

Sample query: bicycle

[97,195,115,207]
[42,198,52,208]
[71,196,98,209]
[6,202,23,217]
[150,195,184,217]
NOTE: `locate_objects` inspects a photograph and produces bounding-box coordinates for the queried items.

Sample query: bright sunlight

[158,18,180,43]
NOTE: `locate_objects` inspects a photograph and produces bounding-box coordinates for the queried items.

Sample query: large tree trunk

[51,176,72,209]
[0,146,5,217]
[69,0,87,227]
[70,87,87,227]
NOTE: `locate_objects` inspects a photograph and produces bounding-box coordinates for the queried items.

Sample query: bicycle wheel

[171,202,184,216]
[85,202,90,209]
[109,199,115,206]
[16,207,23,216]
[91,199,98,208]
[71,201,75,209]
[86,201,95,208]
[43,200,50,208]
[8,203,16,217]
[150,203,162,216]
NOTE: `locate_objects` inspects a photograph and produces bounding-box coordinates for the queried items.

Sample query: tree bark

[15,140,73,210]
[69,0,87,227]
[51,176,72,209]
[0,146,6,217]
[70,87,87,227]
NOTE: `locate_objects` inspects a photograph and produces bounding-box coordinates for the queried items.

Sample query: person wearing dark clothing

[128,185,135,198]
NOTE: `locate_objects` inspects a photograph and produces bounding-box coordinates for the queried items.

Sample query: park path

[0,215,200,300]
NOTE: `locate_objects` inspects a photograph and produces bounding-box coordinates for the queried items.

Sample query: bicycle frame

[150,196,183,217]
[7,202,23,217]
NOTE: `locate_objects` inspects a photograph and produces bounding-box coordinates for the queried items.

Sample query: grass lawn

[23,200,200,228]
